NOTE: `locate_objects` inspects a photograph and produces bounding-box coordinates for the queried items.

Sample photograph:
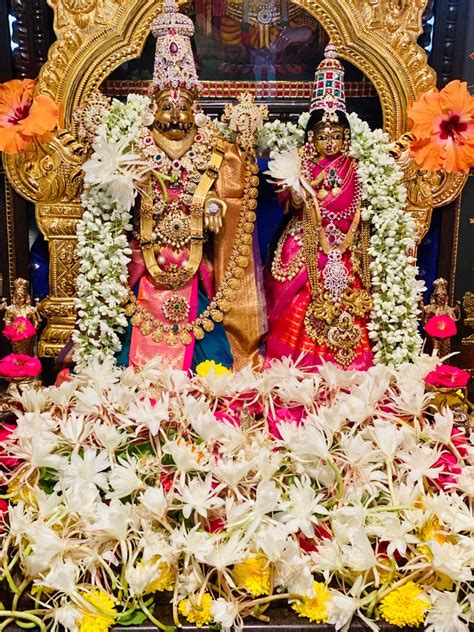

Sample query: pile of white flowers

[348,113,423,366]
[73,95,151,368]
[0,356,472,632]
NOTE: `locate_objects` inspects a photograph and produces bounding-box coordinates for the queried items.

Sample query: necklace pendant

[322,249,349,306]
[317,188,329,201]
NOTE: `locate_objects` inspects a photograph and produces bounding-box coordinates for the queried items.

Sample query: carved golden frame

[2,0,467,357]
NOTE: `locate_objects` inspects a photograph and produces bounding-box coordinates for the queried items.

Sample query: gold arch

[2,0,467,357]
[38,0,436,139]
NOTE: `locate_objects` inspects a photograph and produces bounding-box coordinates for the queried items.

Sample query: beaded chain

[271,216,305,282]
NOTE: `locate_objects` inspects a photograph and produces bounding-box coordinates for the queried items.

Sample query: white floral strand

[73,94,151,368]
[348,112,423,366]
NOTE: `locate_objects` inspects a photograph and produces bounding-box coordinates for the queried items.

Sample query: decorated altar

[0,0,473,630]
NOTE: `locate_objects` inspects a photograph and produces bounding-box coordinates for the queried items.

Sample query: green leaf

[117,609,148,626]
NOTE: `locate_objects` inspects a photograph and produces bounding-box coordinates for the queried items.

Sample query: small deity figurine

[121,0,265,371]
[265,45,373,370]
[0,278,40,355]
[422,278,461,357]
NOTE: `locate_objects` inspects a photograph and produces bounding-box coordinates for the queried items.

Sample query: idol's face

[153,90,195,141]
[312,122,346,157]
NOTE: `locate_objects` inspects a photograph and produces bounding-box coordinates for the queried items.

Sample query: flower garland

[0,356,472,632]
[73,95,151,368]
[348,112,423,366]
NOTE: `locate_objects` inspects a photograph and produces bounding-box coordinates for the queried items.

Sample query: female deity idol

[265,45,373,370]
[119,1,266,371]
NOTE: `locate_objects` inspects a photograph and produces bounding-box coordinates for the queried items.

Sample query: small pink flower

[0,423,20,469]
[424,314,457,339]
[3,317,36,343]
[433,428,468,490]
[0,353,41,378]
[425,364,470,389]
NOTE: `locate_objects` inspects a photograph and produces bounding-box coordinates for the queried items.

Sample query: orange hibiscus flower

[408,80,474,174]
[0,79,59,154]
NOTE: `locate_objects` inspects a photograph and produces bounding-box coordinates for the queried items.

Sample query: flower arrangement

[408,80,474,174]
[0,353,41,378]
[73,94,151,368]
[2,317,36,343]
[0,79,58,154]
[0,355,472,632]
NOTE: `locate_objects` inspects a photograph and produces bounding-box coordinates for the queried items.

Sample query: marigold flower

[379,581,430,627]
[232,555,271,597]
[408,80,474,173]
[79,590,116,632]
[195,360,231,377]
[291,581,329,623]
[178,593,213,627]
[423,314,457,339]
[3,317,36,343]
[0,79,59,154]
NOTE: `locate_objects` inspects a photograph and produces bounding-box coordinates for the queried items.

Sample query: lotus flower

[424,314,457,339]
[408,80,474,173]
[0,79,59,154]
[265,147,304,195]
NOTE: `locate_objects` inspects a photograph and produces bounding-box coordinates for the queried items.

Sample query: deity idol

[121,0,265,371]
[265,45,373,370]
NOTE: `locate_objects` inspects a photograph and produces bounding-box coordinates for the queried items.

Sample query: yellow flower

[380,581,430,628]
[178,593,213,627]
[232,555,271,597]
[79,590,117,632]
[195,360,231,377]
[8,476,36,506]
[144,563,175,593]
[291,581,329,624]
[418,516,450,558]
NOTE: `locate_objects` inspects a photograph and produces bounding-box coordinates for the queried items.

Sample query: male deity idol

[121,0,265,371]
[265,45,373,370]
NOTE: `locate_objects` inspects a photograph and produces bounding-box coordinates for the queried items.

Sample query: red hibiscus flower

[0,353,41,378]
[424,315,457,339]
[425,364,471,389]
[3,317,36,343]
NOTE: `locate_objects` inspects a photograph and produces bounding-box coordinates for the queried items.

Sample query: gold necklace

[126,158,261,346]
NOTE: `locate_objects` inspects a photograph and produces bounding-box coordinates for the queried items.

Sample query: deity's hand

[204,195,227,234]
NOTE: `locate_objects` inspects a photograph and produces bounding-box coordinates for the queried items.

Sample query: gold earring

[307,130,314,143]
[343,129,351,155]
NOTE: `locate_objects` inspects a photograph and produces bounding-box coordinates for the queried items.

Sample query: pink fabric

[129,275,196,370]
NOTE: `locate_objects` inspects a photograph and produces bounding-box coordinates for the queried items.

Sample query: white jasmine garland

[73,94,151,368]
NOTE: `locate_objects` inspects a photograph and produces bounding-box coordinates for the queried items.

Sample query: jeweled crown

[150,0,201,95]
[310,43,347,119]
